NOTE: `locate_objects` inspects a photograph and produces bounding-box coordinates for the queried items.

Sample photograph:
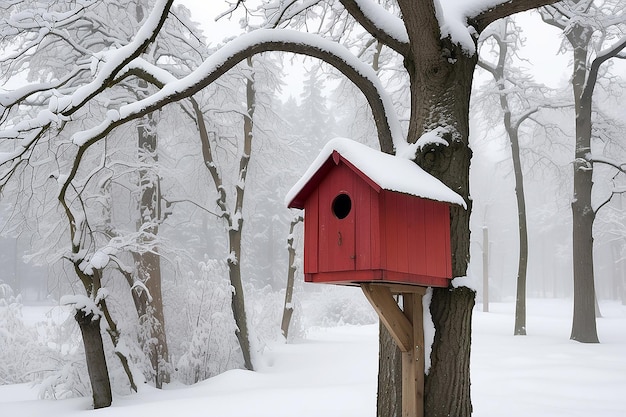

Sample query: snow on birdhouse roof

[286,137,466,209]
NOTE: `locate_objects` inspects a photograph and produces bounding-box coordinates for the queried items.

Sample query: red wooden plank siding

[441,203,452,278]
[304,190,319,275]
[370,188,382,270]
[395,193,410,274]
[319,164,357,272]
[423,200,439,277]
[336,165,356,272]
[356,178,372,271]
[408,197,426,279]
[372,191,387,269]
[424,200,450,278]
[382,192,397,274]
[317,171,332,273]
[444,205,452,278]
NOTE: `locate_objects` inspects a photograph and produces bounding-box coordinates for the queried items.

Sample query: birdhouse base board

[305,270,449,288]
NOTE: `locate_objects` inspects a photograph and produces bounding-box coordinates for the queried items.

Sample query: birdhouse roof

[286,137,466,209]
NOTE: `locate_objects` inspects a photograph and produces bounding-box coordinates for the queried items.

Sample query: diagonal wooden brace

[361,283,413,352]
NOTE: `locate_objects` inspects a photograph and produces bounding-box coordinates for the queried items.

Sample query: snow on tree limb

[60,294,102,319]
[583,36,626,100]
[591,155,626,173]
[338,0,409,54]
[69,29,403,152]
[55,0,174,116]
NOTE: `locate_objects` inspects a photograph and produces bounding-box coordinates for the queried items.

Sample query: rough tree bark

[377,314,403,417]
[540,2,626,342]
[477,22,530,335]
[69,267,113,409]
[568,23,599,343]
[227,57,257,370]
[75,309,112,409]
[281,215,303,339]
[134,102,171,386]
[130,3,171,387]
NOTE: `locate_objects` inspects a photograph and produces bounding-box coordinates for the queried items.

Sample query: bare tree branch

[339,0,410,56]
[472,0,563,33]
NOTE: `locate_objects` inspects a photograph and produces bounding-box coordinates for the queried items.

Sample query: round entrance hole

[332,193,352,219]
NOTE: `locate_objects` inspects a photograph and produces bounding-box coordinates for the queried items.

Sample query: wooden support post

[361,284,425,417]
[402,293,424,417]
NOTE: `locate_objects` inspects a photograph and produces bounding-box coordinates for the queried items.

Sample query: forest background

[0,0,624,412]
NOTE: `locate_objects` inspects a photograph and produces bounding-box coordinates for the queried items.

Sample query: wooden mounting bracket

[361,283,426,417]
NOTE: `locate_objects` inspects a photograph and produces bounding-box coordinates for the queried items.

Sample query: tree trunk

[377,316,403,417]
[227,57,256,371]
[133,250,170,386]
[228,227,254,370]
[75,309,112,409]
[134,107,171,386]
[281,215,302,339]
[425,287,475,416]
[481,24,529,334]
[508,126,529,336]
[569,26,599,343]
[492,38,529,334]
[407,43,475,417]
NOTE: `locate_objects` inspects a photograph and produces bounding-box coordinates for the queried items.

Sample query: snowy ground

[2,298,625,417]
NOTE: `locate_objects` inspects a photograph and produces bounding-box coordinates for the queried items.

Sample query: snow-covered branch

[583,36,626,100]
[339,0,409,54]
[591,155,626,174]
[471,0,563,34]
[67,29,402,153]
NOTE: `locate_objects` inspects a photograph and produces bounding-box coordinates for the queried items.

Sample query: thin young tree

[541,1,626,343]
[477,17,570,335]
[280,214,303,339]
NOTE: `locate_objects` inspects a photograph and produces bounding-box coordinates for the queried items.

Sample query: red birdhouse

[286,138,465,288]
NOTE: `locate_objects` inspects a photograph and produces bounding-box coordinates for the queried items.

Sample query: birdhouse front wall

[303,162,380,275]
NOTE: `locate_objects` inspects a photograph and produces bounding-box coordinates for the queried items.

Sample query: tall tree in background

[129,2,170,389]
[477,17,568,335]
[541,0,626,343]
[478,18,531,336]
[299,67,336,145]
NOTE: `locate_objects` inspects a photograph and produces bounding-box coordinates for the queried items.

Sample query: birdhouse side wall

[303,190,319,275]
[380,191,452,280]
[355,183,382,271]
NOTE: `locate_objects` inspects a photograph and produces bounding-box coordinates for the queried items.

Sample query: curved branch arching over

[339,0,410,55]
[471,0,564,33]
[72,29,403,152]
[59,29,405,217]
